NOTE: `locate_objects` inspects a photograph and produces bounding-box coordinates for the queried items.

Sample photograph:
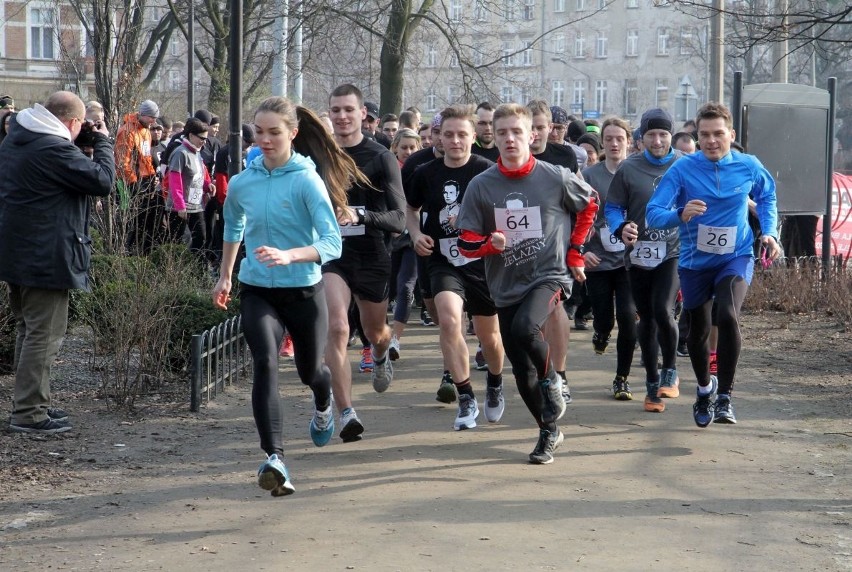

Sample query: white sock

[697,383,714,396]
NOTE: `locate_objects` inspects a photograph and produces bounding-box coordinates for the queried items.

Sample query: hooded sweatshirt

[223,152,342,288]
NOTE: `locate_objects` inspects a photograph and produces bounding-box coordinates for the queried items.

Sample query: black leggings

[497,281,564,428]
[586,268,637,377]
[628,258,679,381]
[686,275,748,395]
[240,283,331,456]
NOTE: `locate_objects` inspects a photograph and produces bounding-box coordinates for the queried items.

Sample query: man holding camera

[0,91,114,434]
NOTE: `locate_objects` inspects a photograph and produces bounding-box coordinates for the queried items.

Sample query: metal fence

[189,315,251,411]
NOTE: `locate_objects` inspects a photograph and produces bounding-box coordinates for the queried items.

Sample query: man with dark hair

[326,84,405,441]
[471,102,499,162]
[672,131,696,154]
[398,110,418,131]
[380,113,399,139]
[362,101,392,148]
[0,91,115,434]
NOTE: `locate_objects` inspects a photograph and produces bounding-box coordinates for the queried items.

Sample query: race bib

[697,224,736,255]
[630,240,666,268]
[439,237,476,267]
[494,206,543,246]
[141,140,151,157]
[340,205,366,237]
[187,167,204,204]
[600,225,625,253]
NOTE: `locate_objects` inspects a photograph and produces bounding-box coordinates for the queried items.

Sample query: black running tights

[586,268,637,377]
[686,275,748,395]
[240,284,332,456]
[497,281,563,429]
[628,258,680,381]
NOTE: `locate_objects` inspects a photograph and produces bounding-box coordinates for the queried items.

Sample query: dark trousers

[585,268,637,377]
[628,258,680,380]
[167,211,207,262]
[8,284,69,425]
[126,178,164,256]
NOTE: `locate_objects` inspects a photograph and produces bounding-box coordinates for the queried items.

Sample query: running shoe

[474,345,488,370]
[371,354,394,393]
[388,336,400,361]
[592,332,610,354]
[436,371,457,403]
[612,375,633,401]
[714,393,737,424]
[359,346,374,373]
[529,428,564,465]
[309,402,334,447]
[483,385,505,423]
[279,334,294,358]
[644,381,665,413]
[709,352,718,376]
[257,453,295,497]
[420,309,436,327]
[658,367,680,398]
[693,376,718,428]
[454,394,480,430]
[573,318,589,331]
[47,407,69,422]
[339,407,365,442]
[561,378,573,405]
[676,342,689,357]
[467,319,475,336]
[539,373,567,424]
[8,418,71,434]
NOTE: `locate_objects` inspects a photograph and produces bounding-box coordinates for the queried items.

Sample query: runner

[581,117,638,400]
[605,108,682,413]
[213,97,363,496]
[646,101,780,427]
[406,105,505,430]
[457,103,597,464]
[471,102,500,162]
[325,84,406,442]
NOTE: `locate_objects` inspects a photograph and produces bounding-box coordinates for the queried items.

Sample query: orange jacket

[114,113,155,184]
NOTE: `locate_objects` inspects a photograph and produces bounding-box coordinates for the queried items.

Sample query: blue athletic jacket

[223,152,342,288]
[645,150,778,271]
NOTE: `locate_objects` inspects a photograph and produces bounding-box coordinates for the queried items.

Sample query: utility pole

[708,0,725,102]
[772,0,789,83]
[187,0,194,116]
[271,0,289,97]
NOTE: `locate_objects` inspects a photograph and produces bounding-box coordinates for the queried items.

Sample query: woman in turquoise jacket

[213,97,365,497]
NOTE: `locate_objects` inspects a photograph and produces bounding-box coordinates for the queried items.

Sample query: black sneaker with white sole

[9,418,72,434]
[529,429,564,464]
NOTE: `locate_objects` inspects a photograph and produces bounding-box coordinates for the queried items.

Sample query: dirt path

[1,314,850,571]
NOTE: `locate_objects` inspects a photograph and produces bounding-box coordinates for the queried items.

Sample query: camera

[74,119,101,149]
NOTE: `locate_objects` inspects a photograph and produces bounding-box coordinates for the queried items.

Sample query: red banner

[815,173,852,261]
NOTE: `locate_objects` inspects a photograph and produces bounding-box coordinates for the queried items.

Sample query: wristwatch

[355,207,366,225]
[569,243,585,254]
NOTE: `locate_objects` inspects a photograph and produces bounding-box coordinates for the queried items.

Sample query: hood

[14,103,72,141]
[247,151,316,175]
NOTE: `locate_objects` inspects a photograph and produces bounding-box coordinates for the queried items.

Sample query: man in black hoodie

[0,91,115,434]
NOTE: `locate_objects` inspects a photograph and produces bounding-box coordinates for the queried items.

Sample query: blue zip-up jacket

[223,152,342,288]
[646,150,778,271]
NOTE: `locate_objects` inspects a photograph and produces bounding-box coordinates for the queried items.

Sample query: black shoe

[714,394,737,424]
[573,318,589,331]
[692,377,718,428]
[47,407,69,422]
[676,342,689,357]
[529,429,564,464]
[592,332,610,354]
[420,310,436,327]
[436,371,457,404]
[9,418,72,434]
[612,376,633,401]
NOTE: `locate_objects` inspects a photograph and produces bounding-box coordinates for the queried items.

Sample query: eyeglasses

[194,134,208,142]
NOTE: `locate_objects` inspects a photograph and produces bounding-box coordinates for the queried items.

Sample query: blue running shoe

[714,394,737,424]
[692,376,718,428]
[309,402,335,447]
[257,454,295,497]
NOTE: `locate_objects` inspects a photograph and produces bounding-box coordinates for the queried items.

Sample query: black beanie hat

[567,120,587,142]
[241,123,255,144]
[576,133,602,154]
[640,108,674,135]
[193,109,214,125]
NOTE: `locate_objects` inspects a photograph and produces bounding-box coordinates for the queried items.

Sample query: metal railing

[189,315,251,411]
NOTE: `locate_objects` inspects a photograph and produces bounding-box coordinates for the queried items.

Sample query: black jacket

[0,115,115,291]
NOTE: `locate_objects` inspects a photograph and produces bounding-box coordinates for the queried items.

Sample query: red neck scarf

[497,155,536,179]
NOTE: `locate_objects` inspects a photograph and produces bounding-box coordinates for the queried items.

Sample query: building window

[574,32,585,58]
[30,7,56,60]
[171,40,180,57]
[502,40,514,66]
[598,0,607,8]
[573,79,585,106]
[474,0,488,21]
[552,80,565,107]
[450,52,459,68]
[503,0,516,20]
[576,0,586,10]
[523,0,535,20]
[426,44,437,67]
[657,27,669,55]
[450,0,463,21]
[655,78,669,107]
[520,86,531,105]
[169,69,181,90]
[626,0,638,6]
[596,34,608,58]
[626,29,639,57]
[473,47,484,67]
[448,86,459,104]
[680,27,697,55]
[501,85,514,103]
[595,80,608,113]
[554,0,565,12]
[522,41,533,66]
[624,79,638,116]
[426,87,437,111]
[554,33,566,54]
